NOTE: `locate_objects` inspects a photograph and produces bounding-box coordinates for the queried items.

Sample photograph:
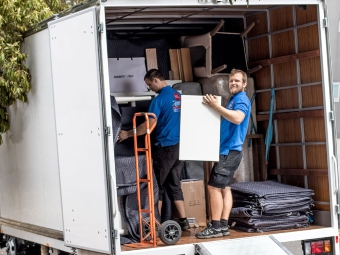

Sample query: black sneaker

[221,225,230,236]
[195,222,222,239]
[175,218,191,231]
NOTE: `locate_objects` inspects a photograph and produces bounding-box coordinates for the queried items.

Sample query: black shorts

[208,150,242,189]
[153,143,184,201]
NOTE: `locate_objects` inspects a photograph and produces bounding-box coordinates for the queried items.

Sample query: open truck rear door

[48,7,114,254]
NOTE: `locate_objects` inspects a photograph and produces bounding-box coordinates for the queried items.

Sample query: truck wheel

[6,237,17,255]
[158,220,182,245]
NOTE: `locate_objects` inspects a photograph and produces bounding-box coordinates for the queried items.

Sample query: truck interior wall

[246,5,330,213]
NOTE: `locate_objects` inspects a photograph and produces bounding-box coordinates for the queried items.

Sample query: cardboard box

[181,179,206,227]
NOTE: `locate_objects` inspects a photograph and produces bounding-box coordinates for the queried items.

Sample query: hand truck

[125,112,182,248]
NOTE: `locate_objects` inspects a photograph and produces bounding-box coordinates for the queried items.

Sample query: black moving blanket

[230,180,314,232]
[231,180,314,198]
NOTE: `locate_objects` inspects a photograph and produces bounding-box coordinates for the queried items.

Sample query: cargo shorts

[208,150,243,189]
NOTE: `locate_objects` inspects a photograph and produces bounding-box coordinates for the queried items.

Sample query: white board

[108,58,147,93]
[179,95,221,161]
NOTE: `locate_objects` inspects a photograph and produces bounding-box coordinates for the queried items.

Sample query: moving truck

[0,0,339,254]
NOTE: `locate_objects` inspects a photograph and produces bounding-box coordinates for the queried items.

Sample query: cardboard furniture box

[181,179,207,227]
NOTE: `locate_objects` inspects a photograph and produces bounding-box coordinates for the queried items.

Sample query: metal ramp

[195,235,293,255]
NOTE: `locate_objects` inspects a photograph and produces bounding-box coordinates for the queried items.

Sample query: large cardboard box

[181,179,206,227]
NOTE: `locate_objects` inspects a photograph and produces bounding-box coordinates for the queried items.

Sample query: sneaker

[195,222,223,239]
[175,218,191,231]
[221,225,230,236]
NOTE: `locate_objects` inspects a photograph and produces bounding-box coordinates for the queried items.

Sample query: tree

[0,0,81,144]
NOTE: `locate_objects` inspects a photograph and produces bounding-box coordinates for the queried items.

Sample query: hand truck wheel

[158,220,182,245]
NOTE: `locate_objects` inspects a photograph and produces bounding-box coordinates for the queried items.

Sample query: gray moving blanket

[230,180,314,232]
[231,180,314,199]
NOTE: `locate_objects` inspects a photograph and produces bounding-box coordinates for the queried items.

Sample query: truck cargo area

[103,2,335,252]
[0,1,339,255]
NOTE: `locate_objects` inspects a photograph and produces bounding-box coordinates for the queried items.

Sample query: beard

[229,86,244,95]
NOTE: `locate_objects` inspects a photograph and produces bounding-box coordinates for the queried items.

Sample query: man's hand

[117,130,130,143]
[202,94,219,108]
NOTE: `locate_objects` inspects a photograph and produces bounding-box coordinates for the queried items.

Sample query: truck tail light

[302,238,333,255]
[324,240,331,253]
[311,241,324,254]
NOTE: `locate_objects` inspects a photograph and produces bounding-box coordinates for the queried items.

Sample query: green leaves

[0,0,81,144]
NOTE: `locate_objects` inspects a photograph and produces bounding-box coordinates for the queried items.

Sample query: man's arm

[117,118,156,143]
[202,94,245,124]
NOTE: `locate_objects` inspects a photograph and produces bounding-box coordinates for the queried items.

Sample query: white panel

[49,8,112,254]
[199,236,289,255]
[0,29,63,231]
[179,95,221,161]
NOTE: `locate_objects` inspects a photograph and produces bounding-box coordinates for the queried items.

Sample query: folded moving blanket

[233,214,309,227]
[230,206,300,218]
[231,180,314,199]
[231,220,310,233]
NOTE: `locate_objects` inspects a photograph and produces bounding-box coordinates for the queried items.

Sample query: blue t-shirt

[220,91,251,155]
[148,85,181,147]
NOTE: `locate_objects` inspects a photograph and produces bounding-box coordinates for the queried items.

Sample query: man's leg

[158,200,163,216]
[221,187,232,220]
[209,185,223,220]
[195,184,224,239]
[220,187,232,236]
[174,200,186,218]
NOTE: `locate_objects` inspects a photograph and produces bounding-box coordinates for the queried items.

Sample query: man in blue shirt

[118,69,190,231]
[196,69,251,239]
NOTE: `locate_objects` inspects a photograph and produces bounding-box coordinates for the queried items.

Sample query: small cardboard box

[181,179,206,227]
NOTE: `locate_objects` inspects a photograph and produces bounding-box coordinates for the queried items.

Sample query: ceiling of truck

[104,5,275,35]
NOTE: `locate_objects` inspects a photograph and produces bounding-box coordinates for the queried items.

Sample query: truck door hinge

[335,204,340,214]
[105,126,111,136]
[323,18,328,28]
[98,23,104,32]
[112,229,118,239]
[329,111,335,121]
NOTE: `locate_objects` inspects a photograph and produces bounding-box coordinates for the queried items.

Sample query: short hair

[229,69,247,84]
[144,69,165,81]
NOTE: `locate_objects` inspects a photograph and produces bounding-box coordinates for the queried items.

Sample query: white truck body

[0,0,339,254]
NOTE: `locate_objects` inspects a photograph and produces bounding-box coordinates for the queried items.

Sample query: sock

[179,217,186,222]
[221,219,228,228]
[211,220,220,229]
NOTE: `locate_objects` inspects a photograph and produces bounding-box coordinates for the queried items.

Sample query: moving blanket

[121,170,161,243]
[115,155,147,196]
[231,220,309,233]
[234,214,309,227]
[230,207,300,218]
[230,180,314,233]
[231,180,314,198]
[233,199,313,214]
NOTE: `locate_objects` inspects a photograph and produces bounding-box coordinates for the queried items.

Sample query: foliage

[0,0,81,144]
